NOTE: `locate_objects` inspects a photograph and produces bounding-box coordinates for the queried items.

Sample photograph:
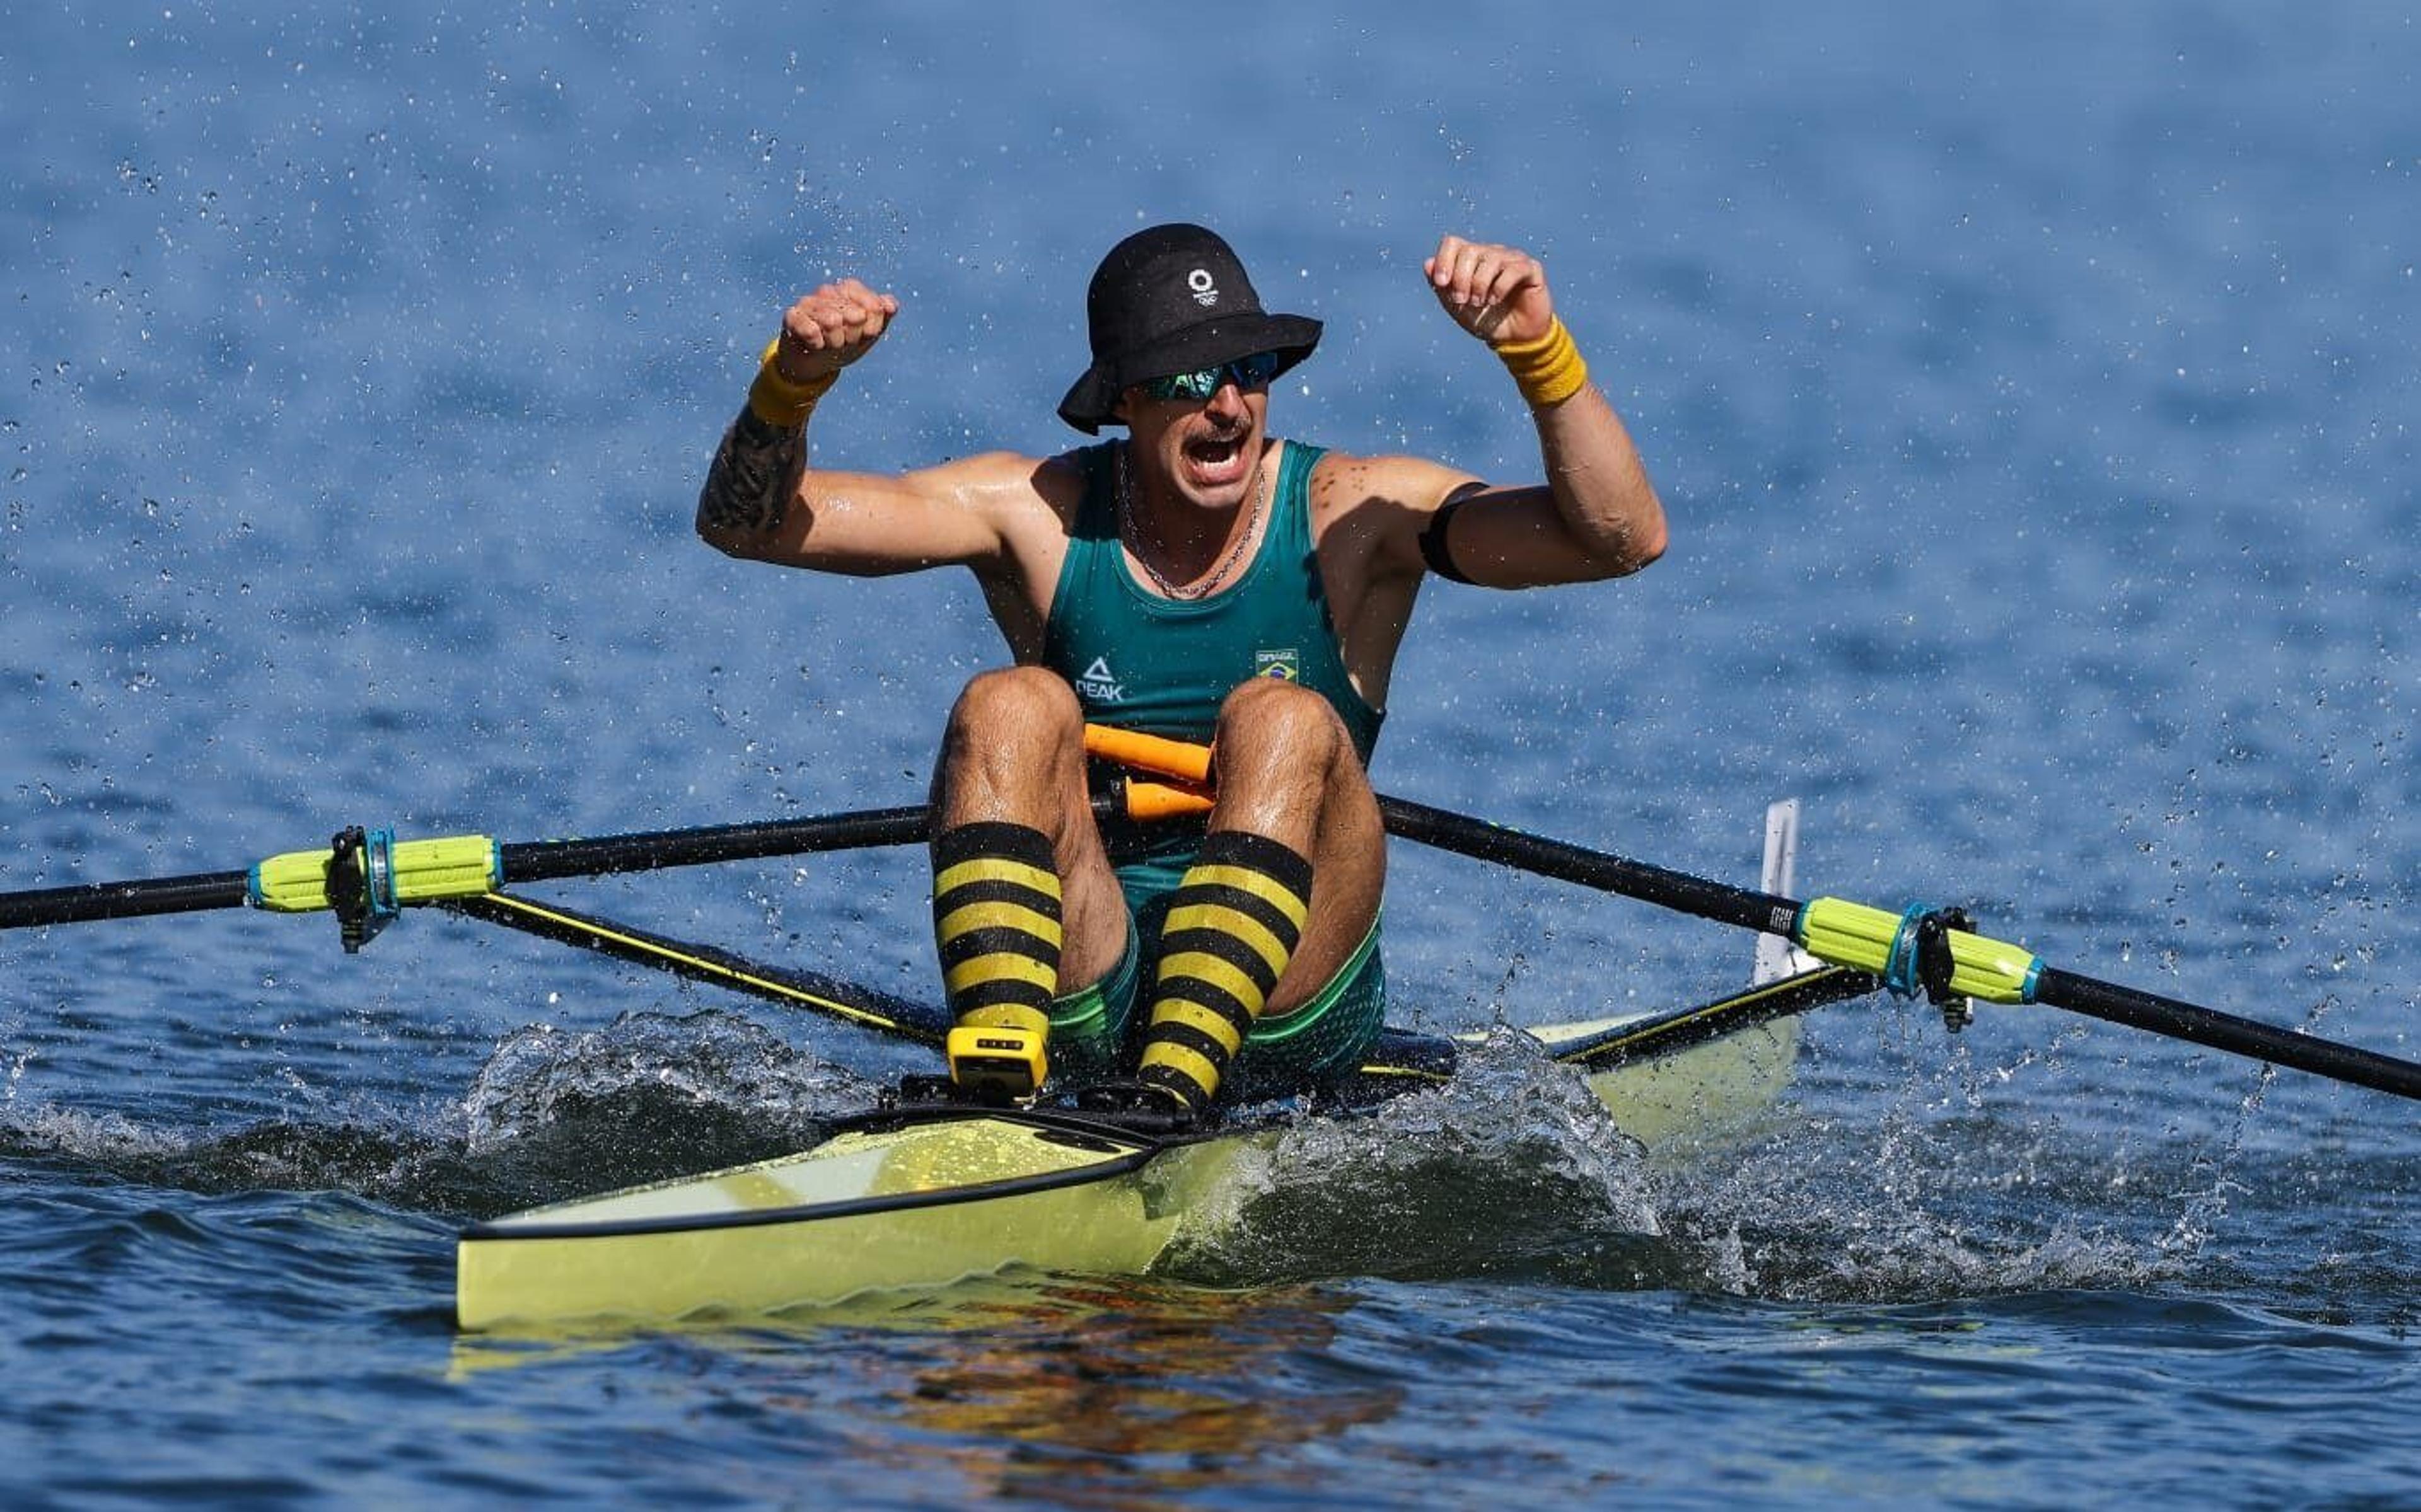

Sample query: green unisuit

[1036,439,1388,1094]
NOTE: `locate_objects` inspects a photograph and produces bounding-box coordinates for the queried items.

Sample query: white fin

[1753,799,1818,984]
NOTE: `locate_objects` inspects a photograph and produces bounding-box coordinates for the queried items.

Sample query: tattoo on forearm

[697,408,802,536]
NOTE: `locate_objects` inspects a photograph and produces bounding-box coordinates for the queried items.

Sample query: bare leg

[929,666,1129,995]
[1199,678,1385,1013]
[1136,679,1385,1107]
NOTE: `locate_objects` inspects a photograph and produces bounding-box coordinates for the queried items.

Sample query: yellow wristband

[1492,317,1589,408]
[748,336,838,428]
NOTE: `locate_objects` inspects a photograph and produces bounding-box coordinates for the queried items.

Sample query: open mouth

[1181,432,1252,489]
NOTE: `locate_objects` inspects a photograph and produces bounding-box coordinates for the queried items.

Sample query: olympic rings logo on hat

[1187,268,1219,307]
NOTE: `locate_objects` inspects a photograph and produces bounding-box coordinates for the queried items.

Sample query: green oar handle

[1798,897,2040,1001]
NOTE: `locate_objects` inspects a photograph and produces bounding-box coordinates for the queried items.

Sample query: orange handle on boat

[1122,780,1215,821]
[1083,726,1217,820]
[1089,730,1220,817]
[1083,725,1213,785]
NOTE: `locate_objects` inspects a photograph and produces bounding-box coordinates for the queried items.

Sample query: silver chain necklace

[1117,441,1269,600]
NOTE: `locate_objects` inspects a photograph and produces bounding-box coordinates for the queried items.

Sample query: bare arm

[702,439,1045,578]
[1402,236,1668,589]
[695,280,1038,575]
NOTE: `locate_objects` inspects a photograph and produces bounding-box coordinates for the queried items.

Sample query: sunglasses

[1140,350,1285,403]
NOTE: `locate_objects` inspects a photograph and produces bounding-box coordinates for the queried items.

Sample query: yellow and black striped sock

[931,821,1063,1039]
[1137,829,1312,1109]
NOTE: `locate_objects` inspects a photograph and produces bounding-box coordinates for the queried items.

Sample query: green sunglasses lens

[1147,369,1219,402]
[1144,352,1282,402]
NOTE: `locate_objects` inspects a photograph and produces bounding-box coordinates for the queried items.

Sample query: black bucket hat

[1057,224,1322,434]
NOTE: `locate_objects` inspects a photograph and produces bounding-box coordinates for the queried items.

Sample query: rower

[696,223,1668,1118]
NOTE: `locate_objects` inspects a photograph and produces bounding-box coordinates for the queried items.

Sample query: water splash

[1652,1095,2197,1303]
[460,1005,869,1154]
[1163,1028,1666,1287]
[440,1007,879,1213]
[1138,1008,2260,1304]
[0,1102,192,1167]
[0,1007,879,1223]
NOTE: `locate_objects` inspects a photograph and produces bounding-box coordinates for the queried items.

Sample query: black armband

[1419,495,1475,584]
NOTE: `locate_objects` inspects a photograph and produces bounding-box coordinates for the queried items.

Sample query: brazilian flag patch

[1255,647,1301,682]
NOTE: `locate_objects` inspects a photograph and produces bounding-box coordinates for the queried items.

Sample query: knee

[947,666,1084,744]
[1214,678,1349,765]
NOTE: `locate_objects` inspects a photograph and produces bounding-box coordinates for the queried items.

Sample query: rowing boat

[451,788,1843,1331]
[455,966,1854,1331]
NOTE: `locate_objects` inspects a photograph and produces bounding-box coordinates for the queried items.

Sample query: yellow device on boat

[946,1023,1048,1102]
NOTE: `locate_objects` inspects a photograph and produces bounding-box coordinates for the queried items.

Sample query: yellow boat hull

[456,995,1811,1332]
[458,1125,1241,1330]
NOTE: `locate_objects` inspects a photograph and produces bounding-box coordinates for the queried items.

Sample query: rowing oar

[1082,725,2421,1105]
[13,731,2414,1104]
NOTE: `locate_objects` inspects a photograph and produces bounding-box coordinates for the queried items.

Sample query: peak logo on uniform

[1076,656,1125,704]
[1255,648,1301,683]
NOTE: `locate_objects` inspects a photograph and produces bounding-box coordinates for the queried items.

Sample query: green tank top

[1043,439,1391,1071]
[1042,439,1385,762]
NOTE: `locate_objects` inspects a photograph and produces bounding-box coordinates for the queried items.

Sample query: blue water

[6,2,2418,1503]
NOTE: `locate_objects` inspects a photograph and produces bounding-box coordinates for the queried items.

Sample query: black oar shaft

[2035,967,2421,1102]
[1378,795,1797,937]
[497,805,932,884]
[0,869,251,929]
